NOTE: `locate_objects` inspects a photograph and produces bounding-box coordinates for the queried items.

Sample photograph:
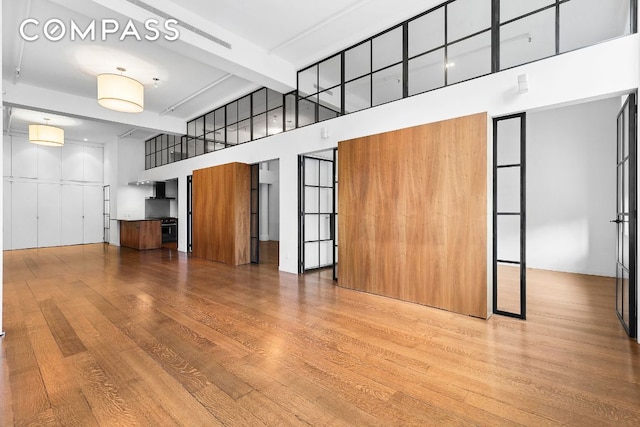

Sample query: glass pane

[305,158,319,186]
[624,103,630,159]
[373,64,403,107]
[187,138,196,158]
[320,161,332,187]
[195,117,204,137]
[204,111,215,134]
[560,0,631,53]
[497,118,521,165]
[319,214,331,240]
[149,153,155,168]
[253,113,267,140]
[497,215,520,262]
[237,119,251,144]
[160,134,168,149]
[187,120,196,138]
[285,93,296,131]
[161,148,168,164]
[496,263,521,314]
[226,126,237,145]
[215,107,225,130]
[409,49,445,96]
[305,242,320,269]
[497,167,521,213]
[268,89,283,110]
[319,106,339,122]
[145,155,150,170]
[624,161,629,214]
[372,27,403,71]
[320,241,332,266]
[447,31,491,85]
[319,88,341,113]
[345,75,371,113]
[501,0,555,23]
[320,188,333,213]
[622,267,630,325]
[305,215,319,241]
[298,97,317,127]
[617,265,623,316]
[238,95,251,121]
[448,0,491,42]
[268,107,283,136]
[501,8,555,70]
[226,101,238,125]
[253,88,267,115]
[299,65,318,97]
[319,55,341,90]
[195,138,204,156]
[345,41,370,81]
[305,186,319,213]
[408,8,445,57]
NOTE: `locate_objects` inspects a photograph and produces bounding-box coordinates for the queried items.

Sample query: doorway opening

[493,94,638,339]
[251,160,280,266]
[298,150,337,277]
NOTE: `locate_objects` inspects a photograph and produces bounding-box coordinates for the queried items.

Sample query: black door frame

[493,112,527,320]
[616,92,638,338]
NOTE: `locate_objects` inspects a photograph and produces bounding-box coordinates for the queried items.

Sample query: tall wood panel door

[338,113,488,318]
[192,162,251,266]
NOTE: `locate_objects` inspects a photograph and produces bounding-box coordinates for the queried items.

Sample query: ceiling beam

[3,80,185,135]
[50,0,298,94]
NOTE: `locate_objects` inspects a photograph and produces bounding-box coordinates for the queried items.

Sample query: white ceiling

[1,0,438,144]
[1,0,630,145]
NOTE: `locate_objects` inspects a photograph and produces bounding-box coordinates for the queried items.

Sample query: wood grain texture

[119,220,162,250]
[192,162,251,266]
[338,113,488,318]
[1,244,639,426]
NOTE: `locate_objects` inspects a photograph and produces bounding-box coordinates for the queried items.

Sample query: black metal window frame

[296,0,637,128]
[145,134,183,170]
[187,174,193,253]
[298,155,335,273]
[493,112,526,320]
[146,0,636,169]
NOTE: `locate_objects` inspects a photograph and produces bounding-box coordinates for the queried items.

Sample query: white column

[259,163,270,241]
[1,9,5,337]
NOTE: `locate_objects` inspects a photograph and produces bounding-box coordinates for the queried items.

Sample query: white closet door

[61,184,83,245]
[38,145,62,180]
[62,144,83,181]
[12,137,37,179]
[83,185,103,244]
[11,181,38,249]
[3,181,12,250]
[3,137,12,176]
[38,183,62,247]
[83,146,103,183]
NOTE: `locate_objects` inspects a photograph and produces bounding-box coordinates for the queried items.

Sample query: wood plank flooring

[1,244,639,426]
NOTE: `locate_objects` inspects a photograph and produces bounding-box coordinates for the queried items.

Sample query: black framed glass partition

[146,0,636,170]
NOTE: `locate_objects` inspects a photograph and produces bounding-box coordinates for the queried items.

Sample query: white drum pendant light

[29,118,64,147]
[97,67,144,113]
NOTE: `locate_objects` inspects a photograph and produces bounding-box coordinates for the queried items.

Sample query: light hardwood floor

[1,244,639,426]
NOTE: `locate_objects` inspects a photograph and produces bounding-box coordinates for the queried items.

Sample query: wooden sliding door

[338,113,488,318]
[192,162,251,266]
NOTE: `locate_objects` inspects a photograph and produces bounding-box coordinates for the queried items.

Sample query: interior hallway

[1,244,639,425]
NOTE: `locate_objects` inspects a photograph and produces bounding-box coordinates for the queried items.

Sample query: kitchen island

[119,219,162,250]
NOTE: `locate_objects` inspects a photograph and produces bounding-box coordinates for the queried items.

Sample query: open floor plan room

[1,244,639,426]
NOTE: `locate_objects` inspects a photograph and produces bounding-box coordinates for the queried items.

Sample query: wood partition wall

[338,113,488,318]
[192,162,251,266]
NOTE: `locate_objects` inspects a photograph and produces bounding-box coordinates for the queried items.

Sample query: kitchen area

[119,179,179,250]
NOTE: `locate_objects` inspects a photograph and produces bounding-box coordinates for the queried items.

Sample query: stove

[158,217,178,242]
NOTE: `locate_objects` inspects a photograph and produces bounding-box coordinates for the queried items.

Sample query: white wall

[2,134,104,250]
[265,160,280,240]
[498,98,619,277]
[139,35,639,276]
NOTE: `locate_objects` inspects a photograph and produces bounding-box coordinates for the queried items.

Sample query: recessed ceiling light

[83,138,88,141]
